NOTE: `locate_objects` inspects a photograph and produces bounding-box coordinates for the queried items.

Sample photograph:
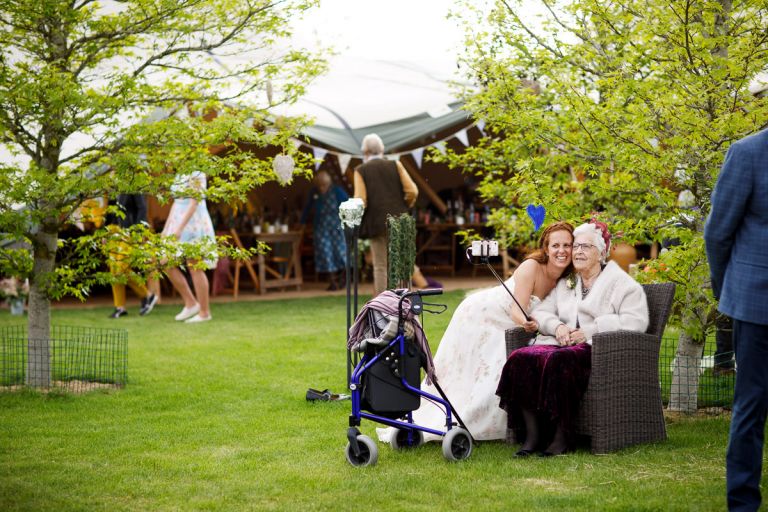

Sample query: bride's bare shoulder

[513,258,540,278]
[511,259,540,291]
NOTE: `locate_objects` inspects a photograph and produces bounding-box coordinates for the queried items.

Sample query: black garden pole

[344,224,361,388]
[339,199,364,390]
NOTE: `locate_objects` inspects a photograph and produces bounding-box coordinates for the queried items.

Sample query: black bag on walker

[358,310,423,418]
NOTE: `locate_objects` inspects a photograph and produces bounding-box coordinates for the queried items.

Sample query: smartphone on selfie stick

[466,240,531,321]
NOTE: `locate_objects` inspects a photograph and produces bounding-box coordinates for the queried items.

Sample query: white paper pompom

[338,198,365,228]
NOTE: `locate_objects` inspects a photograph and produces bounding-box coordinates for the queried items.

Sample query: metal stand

[345,225,360,387]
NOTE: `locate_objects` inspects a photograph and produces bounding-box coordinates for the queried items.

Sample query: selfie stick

[465,245,531,322]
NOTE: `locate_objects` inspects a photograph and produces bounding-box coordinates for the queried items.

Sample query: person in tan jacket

[353,133,418,295]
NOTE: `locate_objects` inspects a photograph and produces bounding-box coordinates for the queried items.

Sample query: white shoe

[175,304,200,321]
[185,313,212,323]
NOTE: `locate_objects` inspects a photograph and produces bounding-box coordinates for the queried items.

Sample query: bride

[379,221,574,442]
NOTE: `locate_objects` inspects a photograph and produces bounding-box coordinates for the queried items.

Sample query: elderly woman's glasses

[573,243,596,252]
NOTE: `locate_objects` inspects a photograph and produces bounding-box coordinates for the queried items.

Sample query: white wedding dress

[377,276,540,442]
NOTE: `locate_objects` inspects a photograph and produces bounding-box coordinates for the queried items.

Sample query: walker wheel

[345,434,378,467]
[442,427,472,461]
[391,428,424,450]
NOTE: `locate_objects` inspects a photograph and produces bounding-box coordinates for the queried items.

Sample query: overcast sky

[294,0,467,62]
[286,0,478,127]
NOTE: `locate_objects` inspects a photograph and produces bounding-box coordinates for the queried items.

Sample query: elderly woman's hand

[555,324,571,346]
[567,328,587,345]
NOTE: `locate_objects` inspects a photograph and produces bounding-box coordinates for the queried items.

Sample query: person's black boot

[326,272,339,291]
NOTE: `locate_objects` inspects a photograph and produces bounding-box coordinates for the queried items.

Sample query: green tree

[0,0,327,387]
[446,0,768,411]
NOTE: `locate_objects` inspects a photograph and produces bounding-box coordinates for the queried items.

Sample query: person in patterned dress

[300,170,348,290]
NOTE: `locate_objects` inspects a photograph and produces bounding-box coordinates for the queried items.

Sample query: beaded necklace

[580,264,605,299]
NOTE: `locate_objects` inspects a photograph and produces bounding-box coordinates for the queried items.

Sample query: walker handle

[417,288,443,297]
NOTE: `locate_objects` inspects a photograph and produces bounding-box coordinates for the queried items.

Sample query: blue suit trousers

[727,320,768,511]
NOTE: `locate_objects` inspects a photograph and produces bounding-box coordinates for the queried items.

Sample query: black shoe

[109,308,128,319]
[140,293,158,316]
[305,388,350,402]
[514,449,535,458]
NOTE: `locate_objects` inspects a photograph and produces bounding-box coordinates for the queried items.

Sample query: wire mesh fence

[659,335,735,409]
[0,325,127,393]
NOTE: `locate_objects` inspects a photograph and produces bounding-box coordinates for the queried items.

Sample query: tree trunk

[669,331,705,413]
[26,229,57,388]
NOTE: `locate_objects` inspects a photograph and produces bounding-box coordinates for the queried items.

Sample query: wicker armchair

[504,282,676,454]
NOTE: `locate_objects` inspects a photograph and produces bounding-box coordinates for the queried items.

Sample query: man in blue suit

[705,127,768,512]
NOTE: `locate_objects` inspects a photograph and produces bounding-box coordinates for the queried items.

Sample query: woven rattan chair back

[642,283,676,338]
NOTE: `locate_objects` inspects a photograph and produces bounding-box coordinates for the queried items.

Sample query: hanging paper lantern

[273,154,295,184]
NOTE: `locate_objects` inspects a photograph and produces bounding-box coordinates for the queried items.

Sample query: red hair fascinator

[589,218,611,251]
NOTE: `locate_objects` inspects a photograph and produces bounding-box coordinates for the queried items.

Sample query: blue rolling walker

[345,289,473,467]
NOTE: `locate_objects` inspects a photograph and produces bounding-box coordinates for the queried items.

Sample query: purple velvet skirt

[496,343,592,443]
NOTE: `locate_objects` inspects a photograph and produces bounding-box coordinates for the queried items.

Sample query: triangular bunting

[432,141,446,155]
[313,147,328,170]
[455,129,469,147]
[336,154,352,173]
[411,148,424,168]
[174,106,190,120]
[476,119,486,136]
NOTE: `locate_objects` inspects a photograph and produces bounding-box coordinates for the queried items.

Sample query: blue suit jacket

[704,128,768,324]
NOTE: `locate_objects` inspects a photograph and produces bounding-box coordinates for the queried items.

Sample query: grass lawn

[0,290,738,511]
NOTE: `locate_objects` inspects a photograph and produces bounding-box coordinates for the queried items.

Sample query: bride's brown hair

[525,221,575,266]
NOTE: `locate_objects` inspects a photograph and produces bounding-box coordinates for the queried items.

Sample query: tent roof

[301,102,470,155]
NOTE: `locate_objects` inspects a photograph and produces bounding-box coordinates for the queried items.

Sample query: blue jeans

[727,320,768,511]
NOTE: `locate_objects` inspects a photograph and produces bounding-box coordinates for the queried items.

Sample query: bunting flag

[283,121,485,170]
[336,153,352,173]
[313,147,328,170]
[455,128,469,147]
[174,106,190,119]
[411,147,424,168]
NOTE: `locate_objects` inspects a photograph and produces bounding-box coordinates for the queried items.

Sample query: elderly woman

[496,220,649,457]
[300,170,349,290]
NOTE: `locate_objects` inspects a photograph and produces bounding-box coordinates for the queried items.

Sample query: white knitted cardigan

[531,260,649,345]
